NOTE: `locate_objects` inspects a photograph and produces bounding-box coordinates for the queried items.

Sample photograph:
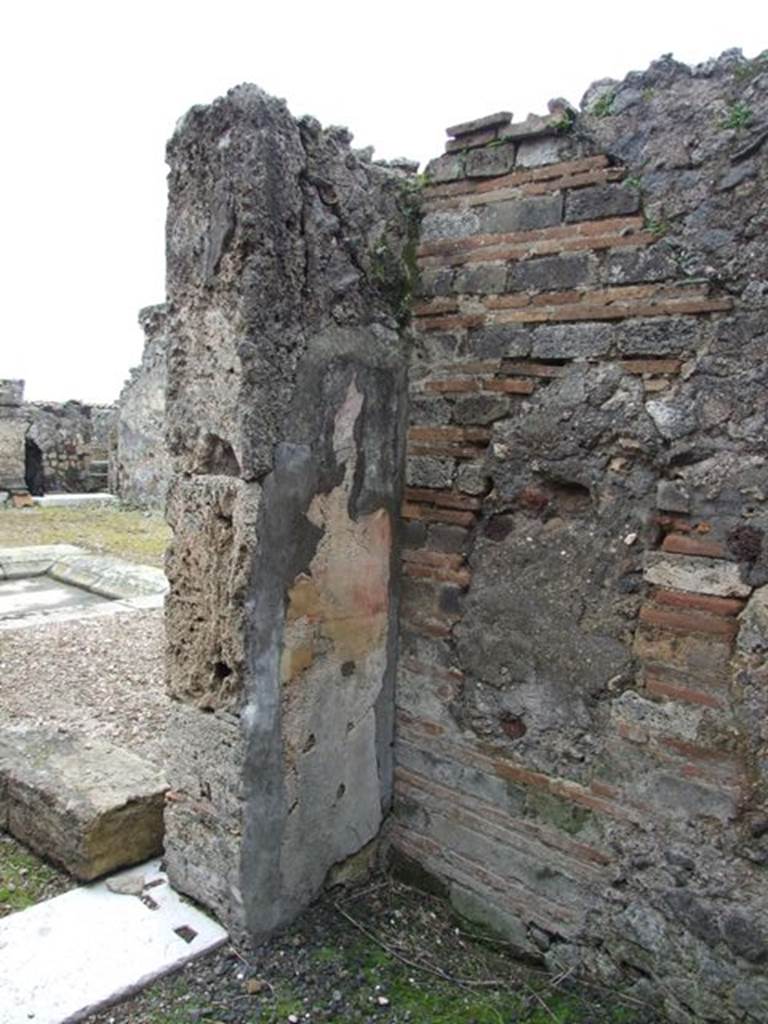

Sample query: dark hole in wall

[24,438,45,495]
[213,660,232,681]
[196,433,241,476]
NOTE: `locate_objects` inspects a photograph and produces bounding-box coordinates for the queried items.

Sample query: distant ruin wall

[162,86,417,937]
[25,401,115,494]
[390,51,768,1023]
[0,380,27,493]
[115,304,171,509]
[0,382,115,496]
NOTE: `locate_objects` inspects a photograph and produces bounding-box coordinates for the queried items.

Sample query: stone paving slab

[0,728,168,881]
[49,553,168,601]
[0,859,228,1024]
[0,546,167,628]
[33,493,119,508]
[0,544,86,580]
[0,577,110,623]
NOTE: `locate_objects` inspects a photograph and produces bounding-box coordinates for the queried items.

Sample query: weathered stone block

[531,322,613,358]
[465,143,516,179]
[0,729,167,881]
[454,263,507,294]
[565,183,640,222]
[420,208,481,242]
[507,253,594,293]
[477,194,563,234]
[466,325,532,358]
[0,380,24,407]
[425,152,465,183]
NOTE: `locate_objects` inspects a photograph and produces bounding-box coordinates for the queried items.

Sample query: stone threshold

[0,545,167,629]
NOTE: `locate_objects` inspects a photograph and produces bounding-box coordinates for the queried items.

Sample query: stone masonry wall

[162,86,417,938]
[115,304,171,509]
[390,52,768,1023]
[24,400,116,494]
[0,380,27,494]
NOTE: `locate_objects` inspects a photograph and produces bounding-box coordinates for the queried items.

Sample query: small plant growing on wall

[721,101,753,130]
[591,90,615,117]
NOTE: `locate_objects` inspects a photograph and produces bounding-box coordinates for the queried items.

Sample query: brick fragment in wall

[638,603,739,640]
[652,588,745,618]
[476,195,563,234]
[403,488,482,512]
[565,183,641,223]
[465,143,516,179]
[506,253,594,293]
[415,215,649,263]
[661,534,727,559]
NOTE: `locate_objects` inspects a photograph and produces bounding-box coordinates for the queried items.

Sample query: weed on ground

[0,834,73,916]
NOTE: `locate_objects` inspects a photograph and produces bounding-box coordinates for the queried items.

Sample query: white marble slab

[0,860,228,1024]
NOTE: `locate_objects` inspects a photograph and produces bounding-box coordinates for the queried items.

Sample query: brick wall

[390,53,768,1023]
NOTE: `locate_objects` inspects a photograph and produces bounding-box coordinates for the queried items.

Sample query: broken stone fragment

[737,585,768,653]
[644,552,751,598]
[0,728,168,881]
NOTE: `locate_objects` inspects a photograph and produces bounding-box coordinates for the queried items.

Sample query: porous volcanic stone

[0,728,167,880]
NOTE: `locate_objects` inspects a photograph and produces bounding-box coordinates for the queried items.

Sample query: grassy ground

[0,506,170,567]
[0,834,73,915]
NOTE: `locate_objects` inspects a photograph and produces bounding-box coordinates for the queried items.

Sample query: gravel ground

[0,608,169,768]
[87,875,662,1024]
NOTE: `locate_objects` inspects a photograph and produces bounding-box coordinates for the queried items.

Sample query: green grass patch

[0,506,170,567]
[0,835,70,916]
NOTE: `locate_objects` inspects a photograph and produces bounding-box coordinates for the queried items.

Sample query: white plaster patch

[0,860,227,1024]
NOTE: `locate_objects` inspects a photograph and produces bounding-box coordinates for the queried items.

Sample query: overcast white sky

[1,1,764,404]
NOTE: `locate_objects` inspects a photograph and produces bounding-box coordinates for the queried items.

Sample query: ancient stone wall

[162,86,417,937]
[391,51,768,1023]
[24,400,116,494]
[0,380,27,494]
[114,304,171,509]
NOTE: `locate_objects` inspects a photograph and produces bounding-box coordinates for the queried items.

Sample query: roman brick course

[397,67,766,1020]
